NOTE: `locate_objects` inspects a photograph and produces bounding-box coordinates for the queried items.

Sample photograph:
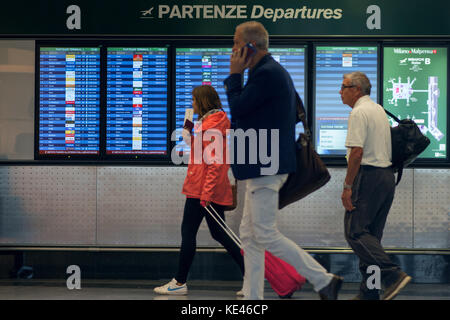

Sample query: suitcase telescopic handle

[204,204,242,249]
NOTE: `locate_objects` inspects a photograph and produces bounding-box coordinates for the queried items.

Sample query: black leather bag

[384,109,430,185]
[278,93,331,209]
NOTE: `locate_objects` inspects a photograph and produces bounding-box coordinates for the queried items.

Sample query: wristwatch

[343,183,352,190]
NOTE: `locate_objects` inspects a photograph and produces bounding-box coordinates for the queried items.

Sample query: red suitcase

[264,250,306,298]
[204,205,306,298]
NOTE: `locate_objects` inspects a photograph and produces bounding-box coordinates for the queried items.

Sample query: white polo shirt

[345,95,392,167]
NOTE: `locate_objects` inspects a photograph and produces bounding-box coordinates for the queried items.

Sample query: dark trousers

[175,198,245,284]
[344,166,399,295]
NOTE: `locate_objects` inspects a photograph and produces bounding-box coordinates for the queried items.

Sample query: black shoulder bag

[278,93,331,209]
[384,109,430,185]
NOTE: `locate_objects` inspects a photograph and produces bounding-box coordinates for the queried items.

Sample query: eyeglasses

[341,85,356,90]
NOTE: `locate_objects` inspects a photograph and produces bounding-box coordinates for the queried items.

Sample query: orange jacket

[182,111,233,206]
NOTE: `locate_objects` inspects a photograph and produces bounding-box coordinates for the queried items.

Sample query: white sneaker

[154,278,188,295]
[236,289,244,296]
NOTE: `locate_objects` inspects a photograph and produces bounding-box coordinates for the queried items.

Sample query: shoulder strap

[383,108,403,185]
[383,108,401,123]
[295,92,311,139]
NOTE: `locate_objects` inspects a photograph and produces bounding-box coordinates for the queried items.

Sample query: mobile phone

[184,119,194,131]
[183,108,194,131]
[244,42,257,62]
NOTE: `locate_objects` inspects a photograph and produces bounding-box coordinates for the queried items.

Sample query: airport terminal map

[383,47,447,159]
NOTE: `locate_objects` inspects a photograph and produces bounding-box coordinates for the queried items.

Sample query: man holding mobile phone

[224,21,343,300]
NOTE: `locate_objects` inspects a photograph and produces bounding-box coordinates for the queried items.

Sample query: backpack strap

[383,108,403,185]
[383,108,401,123]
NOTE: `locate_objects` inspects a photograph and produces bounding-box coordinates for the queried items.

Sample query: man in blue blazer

[224,38,297,180]
[224,21,343,300]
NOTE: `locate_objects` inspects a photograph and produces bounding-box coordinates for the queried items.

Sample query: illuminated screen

[175,47,306,153]
[383,47,447,159]
[38,47,100,155]
[106,47,168,155]
[315,46,378,155]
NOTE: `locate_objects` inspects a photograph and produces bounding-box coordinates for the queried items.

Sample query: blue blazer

[224,54,297,180]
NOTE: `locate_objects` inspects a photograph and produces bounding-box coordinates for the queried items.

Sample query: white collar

[353,95,371,110]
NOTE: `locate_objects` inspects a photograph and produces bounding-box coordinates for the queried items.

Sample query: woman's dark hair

[192,85,222,117]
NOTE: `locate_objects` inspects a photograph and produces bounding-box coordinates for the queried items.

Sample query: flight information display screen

[175,48,231,156]
[38,47,100,155]
[315,46,378,156]
[383,47,447,159]
[174,47,306,153]
[106,47,168,155]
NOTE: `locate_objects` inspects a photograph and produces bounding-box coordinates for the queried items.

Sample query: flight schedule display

[38,47,100,155]
[106,47,168,155]
[315,46,378,156]
[174,47,306,153]
[383,47,447,159]
[272,48,307,139]
[175,47,231,155]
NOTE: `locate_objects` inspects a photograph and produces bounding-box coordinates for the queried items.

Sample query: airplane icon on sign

[141,7,154,17]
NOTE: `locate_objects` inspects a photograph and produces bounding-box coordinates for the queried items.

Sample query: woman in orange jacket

[154,85,244,295]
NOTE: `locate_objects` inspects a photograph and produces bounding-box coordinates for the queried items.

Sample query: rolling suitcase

[204,204,306,298]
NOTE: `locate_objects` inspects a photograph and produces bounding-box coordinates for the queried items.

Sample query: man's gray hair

[343,71,371,96]
[236,21,269,51]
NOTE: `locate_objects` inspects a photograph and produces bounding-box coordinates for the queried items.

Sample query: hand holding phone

[230,42,256,74]
[183,108,194,132]
[184,119,194,132]
[244,42,257,62]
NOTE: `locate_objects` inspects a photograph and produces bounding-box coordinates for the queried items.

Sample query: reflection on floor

[0,279,448,300]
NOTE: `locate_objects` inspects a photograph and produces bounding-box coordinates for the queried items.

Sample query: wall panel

[413,169,450,248]
[0,166,97,245]
[0,166,447,249]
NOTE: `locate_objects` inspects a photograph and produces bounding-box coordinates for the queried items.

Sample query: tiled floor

[0,279,448,300]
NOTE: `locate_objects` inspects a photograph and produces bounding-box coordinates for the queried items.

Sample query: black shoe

[319,275,343,300]
[382,271,411,300]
